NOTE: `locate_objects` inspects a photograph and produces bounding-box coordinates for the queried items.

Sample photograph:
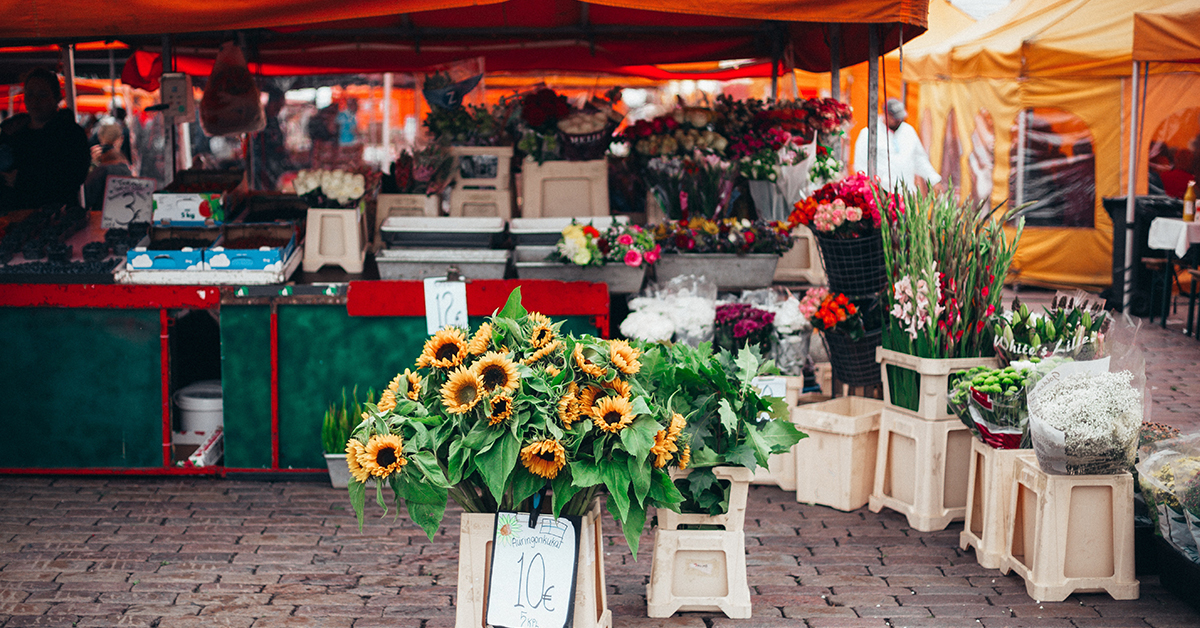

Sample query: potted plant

[322,387,374,489]
[340,288,685,627]
[636,342,805,618]
[515,219,659,293]
[651,217,795,291]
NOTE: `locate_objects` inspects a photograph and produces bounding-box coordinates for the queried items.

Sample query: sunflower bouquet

[345,288,685,555]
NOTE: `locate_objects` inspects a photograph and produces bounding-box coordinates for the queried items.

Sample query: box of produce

[948,362,1041,449]
[152,192,223,226]
[206,223,298,271]
[127,226,220,270]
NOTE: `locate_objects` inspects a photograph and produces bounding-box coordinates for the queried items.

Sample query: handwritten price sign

[485,512,581,628]
[422,277,468,334]
[101,176,155,229]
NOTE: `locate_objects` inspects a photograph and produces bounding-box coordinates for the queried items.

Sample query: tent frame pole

[60,43,77,118]
[1015,110,1026,207]
[382,72,394,157]
[1124,61,1141,313]
[829,24,841,102]
[162,34,176,184]
[867,24,879,180]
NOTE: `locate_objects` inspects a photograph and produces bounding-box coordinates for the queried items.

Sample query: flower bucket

[814,231,886,297]
[654,253,778,292]
[455,501,611,628]
[324,454,350,489]
[822,328,882,387]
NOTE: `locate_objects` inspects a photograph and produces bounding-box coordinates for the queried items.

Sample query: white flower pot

[324,453,350,489]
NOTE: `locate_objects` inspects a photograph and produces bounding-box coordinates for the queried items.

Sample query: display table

[0,280,609,474]
[1147,217,1200,327]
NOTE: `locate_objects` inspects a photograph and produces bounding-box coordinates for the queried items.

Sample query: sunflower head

[577,385,601,413]
[544,364,561,377]
[667,412,687,441]
[529,321,555,349]
[573,343,609,379]
[678,444,691,469]
[650,429,678,469]
[520,439,566,479]
[558,390,579,428]
[603,377,633,399]
[346,439,371,484]
[386,373,403,395]
[468,322,494,355]
[609,339,642,375]
[420,327,469,369]
[404,369,422,401]
[592,395,635,434]
[488,393,515,426]
[360,434,407,478]
[523,339,562,365]
[440,366,483,414]
[377,389,397,414]
[471,352,520,394]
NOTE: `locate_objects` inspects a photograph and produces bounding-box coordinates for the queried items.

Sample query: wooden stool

[449,188,513,220]
[793,397,883,511]
[373,193,439,251]
[1004,456,1138,602]
[303,207,366,274]
[774,224,826,285]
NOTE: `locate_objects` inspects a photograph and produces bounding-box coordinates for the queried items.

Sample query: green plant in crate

[322,387,375,455]
[879,190,1025,411]
[637,342,805,515]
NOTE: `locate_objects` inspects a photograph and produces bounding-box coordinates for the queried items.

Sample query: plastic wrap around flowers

[549,221,660,267]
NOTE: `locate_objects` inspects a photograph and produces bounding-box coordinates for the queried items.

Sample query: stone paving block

[813,564,872,576]
[1007,602,1102,617]
[248,617,354,628]
[781,604,859,617]
[925,603,1014,617]
[899,593,997,606]
[25,590,99,603]
[805,618,892,627]
[197,603,295,617]
[825,593,901,607]
[2,615,80,627]
[977,620,1075,628]
[1071,619,1154,627]
[348,618,422,628]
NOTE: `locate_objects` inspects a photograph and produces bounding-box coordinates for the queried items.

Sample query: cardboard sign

[486,511,581,628]
[101,176,156,229]
[423,276,468,334]
[152,193,223,226]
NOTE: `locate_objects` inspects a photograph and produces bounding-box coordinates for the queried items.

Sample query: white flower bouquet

[293,168,368,208]
[1028,360,1142,475]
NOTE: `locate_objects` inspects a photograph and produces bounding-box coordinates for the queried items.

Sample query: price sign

[486,512,581,628]
[423,277,468,334]
[100,176,156,229]
[751,376,788,423]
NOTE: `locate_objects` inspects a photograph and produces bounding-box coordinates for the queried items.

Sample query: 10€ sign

[485,512,581,628]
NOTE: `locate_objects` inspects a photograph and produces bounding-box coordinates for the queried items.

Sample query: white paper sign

[486,511,580,628]
[101,176,156,229]
[752,375,788,422]
[423,277,468,334]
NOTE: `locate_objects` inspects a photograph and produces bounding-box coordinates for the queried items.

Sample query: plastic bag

[621,275,717,346]
[199,42,265,137]
[1136,436,1200,561]
[993,289,1108,365]
[1026,313,1145,475]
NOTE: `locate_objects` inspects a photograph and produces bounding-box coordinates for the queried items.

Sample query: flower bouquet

[636,342,805,514]
[621,275,718,345]
[643,151,739,220]
[713,302,776,357]
[653,218,794,256]
[293,168,370,208]
[383,143,454,197]
[344,288,684,555]
[1027,365,1142,475]
[789,174,887,297]
[547,221,660,268]
[804,288,881,386]
[1136,435,1200,561]
[993,292,1108,365]
[424,99,516,147]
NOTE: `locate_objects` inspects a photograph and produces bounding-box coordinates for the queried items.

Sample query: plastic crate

[960,441,1036,570]
[520,159,609,218]
[793,396,883,511]
[869,407,974,531]
[877,347,998,421]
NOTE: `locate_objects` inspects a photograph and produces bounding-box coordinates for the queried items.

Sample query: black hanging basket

[815,231,887,298]
[822,328,883,387]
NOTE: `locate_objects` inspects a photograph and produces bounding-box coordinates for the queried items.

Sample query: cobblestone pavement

[2,288,1200,627]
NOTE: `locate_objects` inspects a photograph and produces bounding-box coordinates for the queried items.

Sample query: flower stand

[1003,455,1139,602]
[647,467,753,619]
[654,253,778,292]
[324,453,350,489]
[773,224,825,285]
[814,231,886,297]
[869,407,974,531]
[455,501,612,628]
[877,347,998,421]
[520,159,609,218]
[513,246,646,293]
[793,396,883,511]
[302,207,367,273]
[960,441,1035,569]
[449,188,514,220]
[450,146,514,190]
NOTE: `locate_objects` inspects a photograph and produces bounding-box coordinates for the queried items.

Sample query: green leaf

[601,457,632,521]
[725,443,759,470]
[745,423,771,468]
[349,479,367,529]
[410,450,451,488]
[551,472,583,519]
[648,469,683,512]
[734,347,761,384]
[620,417,658,464]
[619,497,648,560]
[446,440,466,485]
[570,460,604,488]
[688,446,721,468]
[686,467,717,496]
[627,453,651,506]
[717,399,739,434]
[393,471,448,541]
[475,430,519,504]
[759,419,807,454]
[510,466,546,509]
[498,287,527,319]
[462,419,502,451]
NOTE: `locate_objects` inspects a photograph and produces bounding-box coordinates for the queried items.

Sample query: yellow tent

[905,0,1200,289]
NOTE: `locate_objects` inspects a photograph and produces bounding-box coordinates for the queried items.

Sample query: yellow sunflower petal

[346,439,371,484]
[678,444,691,470]
[520,439,566,479]
[573,343,608,379]
[604,377,633,399]
[420,327,469,369]
[404,369,422,401]
[609,339,642,375]
[377,389,397,414]
[591,395,635,434]
[667,412,687,441]
[468,322,493,355]
[360,434,406,478]
[440,366,483,414]
[488,393,515,426]
[387,373,403,394]
[650,430,678,469]
[471,352,520,394]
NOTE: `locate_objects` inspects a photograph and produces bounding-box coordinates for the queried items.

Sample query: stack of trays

[377,216,509,280]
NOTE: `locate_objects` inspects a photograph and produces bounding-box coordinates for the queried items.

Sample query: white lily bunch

[294,169,367,207]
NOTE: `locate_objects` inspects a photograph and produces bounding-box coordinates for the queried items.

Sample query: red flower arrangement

[809,292,865,341]
[787,173,883,238]
[521,88,571,131]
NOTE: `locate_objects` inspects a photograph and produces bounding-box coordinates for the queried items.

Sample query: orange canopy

[1133,0,1200,63]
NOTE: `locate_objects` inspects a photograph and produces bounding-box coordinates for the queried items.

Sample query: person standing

[83,123,133,211]
[253,87,291,190]
[3,68,91,209]
[853,98,942,193]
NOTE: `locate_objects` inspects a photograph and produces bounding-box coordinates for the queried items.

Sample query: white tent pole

[867,25,879,180]
[829,24,841,102]
[1124,61,1140,313]
[60,44,77,119]
[1015,110,1027,207]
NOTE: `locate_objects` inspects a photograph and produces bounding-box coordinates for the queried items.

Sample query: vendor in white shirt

[853,98,942,193]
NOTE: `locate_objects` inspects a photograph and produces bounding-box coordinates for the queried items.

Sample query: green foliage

[321,387,375,454]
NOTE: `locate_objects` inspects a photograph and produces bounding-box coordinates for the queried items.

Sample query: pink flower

[644,244,661,264]
[846,206,863,222]
[617,233,634,246]
[624,249,644,267]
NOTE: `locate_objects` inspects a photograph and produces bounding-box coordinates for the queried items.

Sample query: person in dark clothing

[253,87,291,190]
[83,123,133,211]
[3,68,90,209]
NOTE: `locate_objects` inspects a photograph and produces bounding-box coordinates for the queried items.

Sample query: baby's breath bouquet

[345,288,684,555]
